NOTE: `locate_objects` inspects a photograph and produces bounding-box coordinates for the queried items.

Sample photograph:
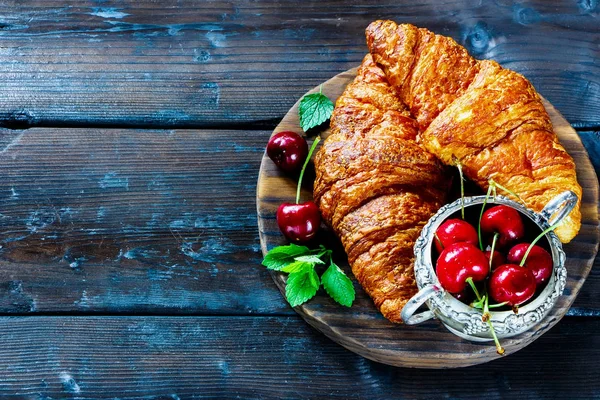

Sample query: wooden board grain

[0,315,598,399]
[0,0,598,128]
[256,68,600,368]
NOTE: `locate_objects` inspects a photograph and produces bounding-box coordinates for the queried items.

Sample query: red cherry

[276,201,321,242]
[485,249,506,270]
[436,243,489,293]
[489,264,537,306]
[480,205,525,248]
[507,243,553,285]
[266,131,308,173]
[434,218,478,253]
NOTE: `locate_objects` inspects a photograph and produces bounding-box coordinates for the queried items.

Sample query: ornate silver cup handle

[400,284,441,325]
[540,190,578,226]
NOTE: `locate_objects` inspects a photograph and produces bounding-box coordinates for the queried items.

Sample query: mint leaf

[262,243,310,270]
[281,260,313,273]
[299,90,334,132]
[285,269,320,307]
[321,261,355,307]
[308,267,320,288]
[294,255,325,264]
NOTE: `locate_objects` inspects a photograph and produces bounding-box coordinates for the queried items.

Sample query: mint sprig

[262,243,355,307]
[281,260,314,273]
[262,243,310,271]
[286,269,320,307]
[321,258,355,307]
[299,86,334,132]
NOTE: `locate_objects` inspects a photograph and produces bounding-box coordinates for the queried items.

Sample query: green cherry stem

[478,184,494,251]
[483,295,505,355]
[295,136,321,204]
[470,292,485,309]
[472,294,487,309]
[488,232,500,272]
[466,277,482,302]
[519,220,560,267]
[488,301,508,309]
[490,179,524,205]
[456,162,465,220]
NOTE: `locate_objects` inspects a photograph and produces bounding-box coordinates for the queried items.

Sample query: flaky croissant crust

[312,22,582,323]
[366,20,582,243]
[314,55,449,322]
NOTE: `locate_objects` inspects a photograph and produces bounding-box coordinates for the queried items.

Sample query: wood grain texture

[0,1,597,128]
[0,127,292,314]
[257,69,599,368]
[579,131,600,175]
[0,315,598,398]
[0,1,596,396]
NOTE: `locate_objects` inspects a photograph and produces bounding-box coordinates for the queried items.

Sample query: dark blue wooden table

[0,1,598,398]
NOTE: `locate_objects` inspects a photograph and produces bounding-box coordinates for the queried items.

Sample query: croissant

[366,21,582,243]
[313,54,450,322]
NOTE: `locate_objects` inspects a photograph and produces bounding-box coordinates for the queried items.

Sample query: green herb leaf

[285,269,320,307]
[321,261,355,307]
[294,255,325,264]
[262,243,311,270]
[281,260,313,273]
[299,90,334,132]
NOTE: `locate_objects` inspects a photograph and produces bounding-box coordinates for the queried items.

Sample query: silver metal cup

[401,191,577,341]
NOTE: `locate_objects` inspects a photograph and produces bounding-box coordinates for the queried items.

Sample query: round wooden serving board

[256,68,599,369]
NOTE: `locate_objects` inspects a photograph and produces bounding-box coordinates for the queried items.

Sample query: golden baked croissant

[366,21,582,243]
[313,54,449,322]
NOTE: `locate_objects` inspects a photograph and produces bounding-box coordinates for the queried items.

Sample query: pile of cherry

[435,205,553,309]
[267,131,322,243]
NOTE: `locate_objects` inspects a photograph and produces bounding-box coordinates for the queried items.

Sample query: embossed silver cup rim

[401,191,576,341]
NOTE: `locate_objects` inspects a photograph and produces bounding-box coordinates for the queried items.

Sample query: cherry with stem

[479,182,525,248]
[266,131,309,173]
[276,137,322,242]
[477,179,523,250]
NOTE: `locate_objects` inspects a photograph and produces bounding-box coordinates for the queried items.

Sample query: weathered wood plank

[0,316,598,398]
[0,0,597,128]
[0,127,289,314]
[579,131,600,175]
[0,127,597,315]
[573,131,600,316]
